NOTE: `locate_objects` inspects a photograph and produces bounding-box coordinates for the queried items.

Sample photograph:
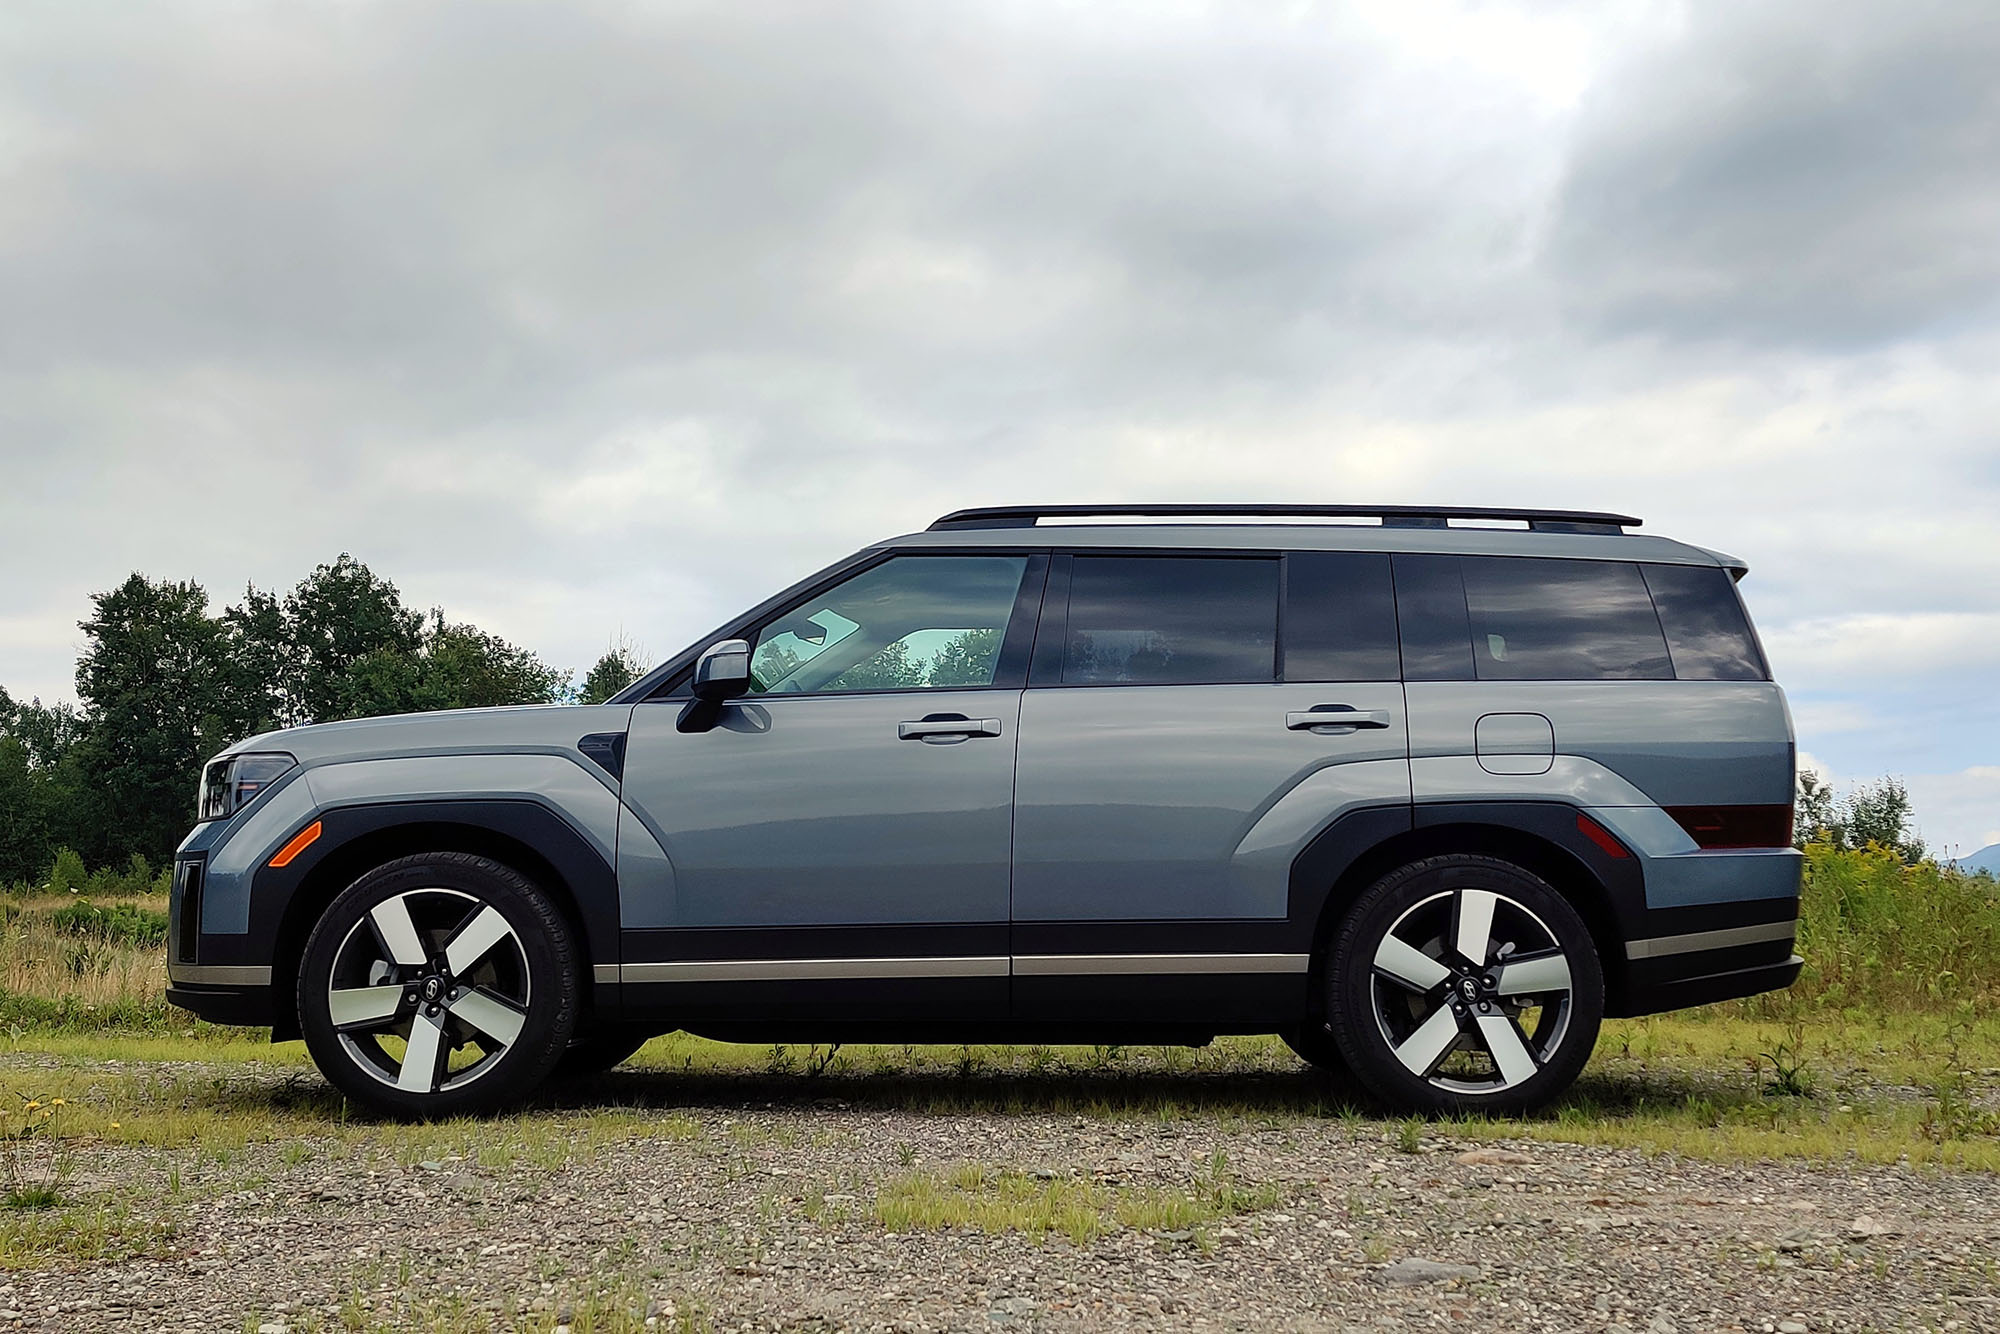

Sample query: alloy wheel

[1368,887,1575,1095]
[326,888,531,1094]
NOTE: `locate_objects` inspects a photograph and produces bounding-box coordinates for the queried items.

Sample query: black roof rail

[927,504,1642,534]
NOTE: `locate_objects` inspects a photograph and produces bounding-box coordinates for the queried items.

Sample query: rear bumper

[1619,954,1803,1016]
[1612,908,1802,1018]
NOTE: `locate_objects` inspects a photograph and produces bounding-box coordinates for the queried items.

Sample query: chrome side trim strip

[168,965,273,986]
[1625,921,1795,961]
[604,953,1314,983]
[1011,953,1311,976]
[620,956,1010,983]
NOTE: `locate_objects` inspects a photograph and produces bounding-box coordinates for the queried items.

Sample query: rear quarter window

[1641,563,1770,681]
[1459,556,1674,681]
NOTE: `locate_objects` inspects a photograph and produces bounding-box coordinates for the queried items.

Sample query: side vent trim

[578,732,629,781]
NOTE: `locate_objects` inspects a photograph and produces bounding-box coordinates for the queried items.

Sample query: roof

[877,505,1736,570]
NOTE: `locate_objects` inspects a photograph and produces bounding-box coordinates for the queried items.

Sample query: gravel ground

[4,1063,1998,1334]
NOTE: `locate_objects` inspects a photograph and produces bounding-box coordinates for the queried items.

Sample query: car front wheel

[1326,854,1602,1115]
[298,852,580,1118]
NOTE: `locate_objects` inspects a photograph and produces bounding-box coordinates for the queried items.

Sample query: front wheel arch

[266,812,607,1041]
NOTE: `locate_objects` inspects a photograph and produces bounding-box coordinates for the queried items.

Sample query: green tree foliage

[71,575,238,864]
[579,645,647,705]
[1795,770,1926,864]
[821,630,1002,692]
[0,734,48,886]
[338,615,569,717]
[826,640,929,691]
[923,629,1001,687]
[0,555,572,872]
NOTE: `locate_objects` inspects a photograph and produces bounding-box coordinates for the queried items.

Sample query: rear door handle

[1287,707,1392,732]
[898,714,1004,742]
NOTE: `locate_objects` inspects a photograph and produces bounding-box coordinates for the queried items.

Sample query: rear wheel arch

[1297,816,1629,1025]
[265,812,610,1041]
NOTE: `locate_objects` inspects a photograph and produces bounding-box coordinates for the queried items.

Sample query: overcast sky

[2,0,1995,854]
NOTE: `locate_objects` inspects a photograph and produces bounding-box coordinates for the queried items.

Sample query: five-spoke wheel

[1326,855,1602,1114]
[299,853,579,1118]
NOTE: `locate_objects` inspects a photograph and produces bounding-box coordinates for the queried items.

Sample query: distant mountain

[1956,843,2000,875]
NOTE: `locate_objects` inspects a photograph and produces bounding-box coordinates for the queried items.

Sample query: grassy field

[0,850,1988,1331]
[0,843,1994,1193]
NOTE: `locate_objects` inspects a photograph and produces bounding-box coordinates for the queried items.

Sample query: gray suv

[168,505,1802,1117]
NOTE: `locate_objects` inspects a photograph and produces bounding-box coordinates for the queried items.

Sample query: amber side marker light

[268,820,322,869]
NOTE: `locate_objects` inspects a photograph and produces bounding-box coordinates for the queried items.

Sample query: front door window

[749,556,1029,694]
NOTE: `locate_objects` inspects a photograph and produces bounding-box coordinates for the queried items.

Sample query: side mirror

[690,639,753,702]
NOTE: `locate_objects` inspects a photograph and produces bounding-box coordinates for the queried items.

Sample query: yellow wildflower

[22,1101,39,1111]
[47,1099,65,1108]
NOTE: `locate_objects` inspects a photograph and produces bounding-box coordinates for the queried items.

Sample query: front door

[618,552,1042,1023]
[1010,551,1412,1023]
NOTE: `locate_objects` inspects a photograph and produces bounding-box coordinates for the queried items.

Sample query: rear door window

[1459,556,1673,681]
[1062,557,1278,685]
[1641,563,1769,681]
[1282,552,1401,681]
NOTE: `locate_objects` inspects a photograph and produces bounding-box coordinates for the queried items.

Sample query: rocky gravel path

[3,1065,1997,1333]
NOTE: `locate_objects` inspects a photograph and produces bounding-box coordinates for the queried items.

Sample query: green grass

[48,899,169,947]
[0,1011,1992,1171]
[875,1155,1281,1246]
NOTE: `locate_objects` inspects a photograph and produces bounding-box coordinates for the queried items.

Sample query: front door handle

[1287,707,1392,733]
[898,714,1004,742]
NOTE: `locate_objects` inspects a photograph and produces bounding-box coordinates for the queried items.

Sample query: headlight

[197,752,297,822]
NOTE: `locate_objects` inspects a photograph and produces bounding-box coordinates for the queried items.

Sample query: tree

[72,574,234,864]
[250,555,424,726]
[0,735,48,885]
[826,640,928,691]
[924,629,1002,687]
[1794,770,1926,864]
[335,614,568,718]
[579,645,647,705]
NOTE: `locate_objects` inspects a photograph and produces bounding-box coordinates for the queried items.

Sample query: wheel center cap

[421,976,443,1003]
[1459,977,1480,1001]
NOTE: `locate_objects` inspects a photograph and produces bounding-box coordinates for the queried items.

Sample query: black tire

[553,1025,659,1080]
[1325,854,1602,1115]
[298,852,581,1119]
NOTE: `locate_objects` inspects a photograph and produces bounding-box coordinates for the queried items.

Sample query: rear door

[1009,551,1412,1023]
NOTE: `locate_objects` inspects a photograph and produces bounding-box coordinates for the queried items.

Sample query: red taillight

[1576,813,1631,859]
[1664,805,1794,850]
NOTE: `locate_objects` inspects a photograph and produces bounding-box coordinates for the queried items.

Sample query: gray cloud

[1548,0,2000,348]
[1,0,1996,848]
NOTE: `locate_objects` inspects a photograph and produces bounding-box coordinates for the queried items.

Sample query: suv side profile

[168,505,1802,1117]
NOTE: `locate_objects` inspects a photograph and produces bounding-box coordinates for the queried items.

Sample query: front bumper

[165,978,278,1027]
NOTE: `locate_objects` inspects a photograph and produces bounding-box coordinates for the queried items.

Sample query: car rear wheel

[1326,854,1602,1115]
[298,852,580,1118]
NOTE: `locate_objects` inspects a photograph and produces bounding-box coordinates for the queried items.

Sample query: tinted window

[749,555,1028,694]
[1063,557,1277,685]
[1642,563,1768,681]
[1391,553,1474,681]
[1461,556,1672,681]
[1283,552,1400,681]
